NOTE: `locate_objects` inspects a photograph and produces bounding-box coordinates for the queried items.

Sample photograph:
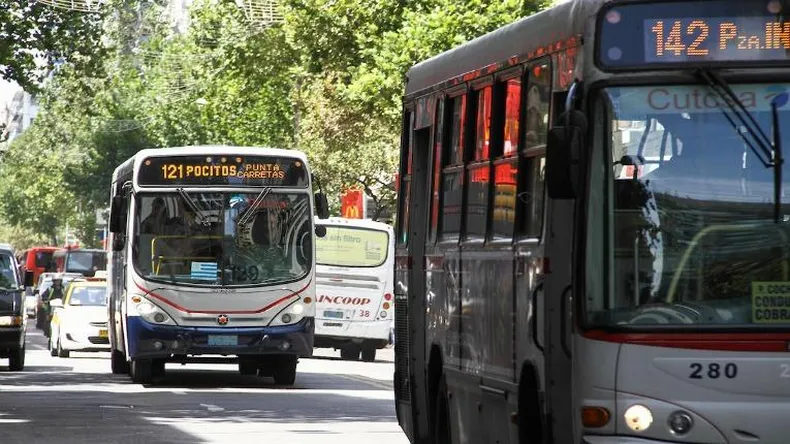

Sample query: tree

[0,1,104,91]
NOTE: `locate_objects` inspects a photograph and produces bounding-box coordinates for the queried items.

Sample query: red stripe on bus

[583,330,790,352]
[133,281,311,315]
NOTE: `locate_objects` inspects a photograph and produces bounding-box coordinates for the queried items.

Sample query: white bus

[314,217,394,362]
[107,146,329,385]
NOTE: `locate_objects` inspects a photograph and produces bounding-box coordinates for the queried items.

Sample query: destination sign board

[137,155,308,187]
[598,1,790,69]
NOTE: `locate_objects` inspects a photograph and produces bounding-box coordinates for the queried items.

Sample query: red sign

[341,188,364,219]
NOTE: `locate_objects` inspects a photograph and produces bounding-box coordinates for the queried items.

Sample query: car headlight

[131,298,176,325]
[0,315,23,327]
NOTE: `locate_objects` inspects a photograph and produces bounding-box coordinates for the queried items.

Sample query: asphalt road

[0,323,409,444]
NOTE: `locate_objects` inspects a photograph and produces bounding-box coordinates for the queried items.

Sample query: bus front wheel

[273,356,297,386]
[111,350,129,374]
[130,358,153,384]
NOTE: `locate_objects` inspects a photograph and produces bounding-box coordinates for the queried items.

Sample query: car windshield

[133,191,313,286]
[68,287,107,306]
[0,254,18,290]
[587,83,790,328]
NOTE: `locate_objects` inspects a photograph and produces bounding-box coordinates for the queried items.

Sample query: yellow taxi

[48,279,109,358]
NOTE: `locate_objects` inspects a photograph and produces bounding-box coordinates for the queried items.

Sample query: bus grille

[394,295,410,402]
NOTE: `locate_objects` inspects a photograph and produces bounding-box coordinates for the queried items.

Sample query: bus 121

[314,217,395,362]
[107,146,329,385]
[395,0,790,443]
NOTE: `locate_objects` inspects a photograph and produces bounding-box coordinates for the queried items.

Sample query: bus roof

[112,145,310,182]
[404,0,604,96]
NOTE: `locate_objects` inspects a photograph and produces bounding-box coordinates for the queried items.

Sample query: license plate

[99,329,108,338]
[323,310,344,319]
[207,335,237,346]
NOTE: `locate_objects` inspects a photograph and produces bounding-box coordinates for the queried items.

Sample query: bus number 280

[689,362,738,379]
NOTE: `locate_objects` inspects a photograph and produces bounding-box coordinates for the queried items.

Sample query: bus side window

[396,110,414,246]
[491,76,521,240]
[519,60,551,239]
[428,99,445,244]
[465,85,493,239]
[440,94,466,242]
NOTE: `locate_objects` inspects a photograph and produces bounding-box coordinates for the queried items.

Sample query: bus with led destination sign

[137,154,308,187]
[598,0,790,69]
[108,146,329,386]
[396,0,790,443]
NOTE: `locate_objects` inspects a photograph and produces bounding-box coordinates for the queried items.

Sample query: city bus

[16,246,58,289]
[314,217,395,362]
[107,146,329,385]
[52,246,107,277]
[394,0,790,443]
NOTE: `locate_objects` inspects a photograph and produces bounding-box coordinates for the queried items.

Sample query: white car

[48,280,110,357]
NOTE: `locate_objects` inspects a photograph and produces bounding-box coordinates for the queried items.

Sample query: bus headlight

[134,300,176,325]
[270,301,308,326]
[624,405,653,432]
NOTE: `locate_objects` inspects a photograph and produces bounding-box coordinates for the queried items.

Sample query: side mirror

[109,195,123,233]
[49,299,63,308]
[112,235,125,252]
[315,225,327,238]
[546,110,587,200]
[314,192,329,219]
[24,271,34,288]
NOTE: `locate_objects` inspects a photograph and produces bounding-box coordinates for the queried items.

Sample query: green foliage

[0,0,553,242]
[0,1,104,91]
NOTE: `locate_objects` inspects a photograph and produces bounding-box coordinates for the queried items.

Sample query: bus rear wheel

[361,344,376,362]
[272,356,297,386]
[130,359,153,384]
[340,345,360,361]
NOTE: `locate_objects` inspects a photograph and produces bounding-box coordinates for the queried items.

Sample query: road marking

[200,403,225,412]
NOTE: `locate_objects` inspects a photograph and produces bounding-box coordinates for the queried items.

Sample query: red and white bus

[314,217,394,362]
[395,0,790,443]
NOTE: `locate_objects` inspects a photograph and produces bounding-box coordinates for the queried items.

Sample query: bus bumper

[315,318,391,343]
[126,316,314,359]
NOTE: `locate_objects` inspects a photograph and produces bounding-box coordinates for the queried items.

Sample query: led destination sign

[137,155,308,187]
[598,1,790,69]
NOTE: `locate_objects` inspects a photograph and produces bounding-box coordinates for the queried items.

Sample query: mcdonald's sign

[341,188,364,219]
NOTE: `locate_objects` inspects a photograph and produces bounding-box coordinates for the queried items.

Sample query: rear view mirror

[314,193,329,219]
[49,299,63,308]
[112,235,125,252]
[109,195,123,233]
[546,110,587,200]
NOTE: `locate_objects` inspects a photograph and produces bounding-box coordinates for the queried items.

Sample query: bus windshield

[133,191,312,286]
[315,226,389,268]
[586,83,790,328]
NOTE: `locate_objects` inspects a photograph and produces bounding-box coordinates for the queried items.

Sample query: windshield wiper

[238,187,272,226]
[695,68,784,223]
[176,188,207,224]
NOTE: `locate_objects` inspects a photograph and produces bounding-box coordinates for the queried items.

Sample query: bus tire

[130,358,153,384]
[361,345,376,362]
[273,356,297,386]
[111,350,129,374]
[433,374,451,444]
[340,345,360,361]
